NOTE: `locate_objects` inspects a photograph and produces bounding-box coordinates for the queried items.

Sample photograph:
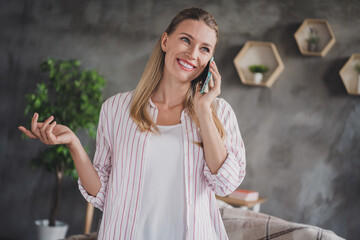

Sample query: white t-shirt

[137,123,187,239]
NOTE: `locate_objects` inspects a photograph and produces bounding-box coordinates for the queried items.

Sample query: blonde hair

[130,7,225,143]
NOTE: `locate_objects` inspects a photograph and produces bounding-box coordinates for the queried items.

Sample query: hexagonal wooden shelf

[233,41,284,87]
[339,53,360,95]
[294,19,336,57]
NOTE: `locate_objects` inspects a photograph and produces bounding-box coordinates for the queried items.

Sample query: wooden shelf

[233,41,284,88]
[294,19,336,57]
[216,195,266,208]
[339,53,360,95]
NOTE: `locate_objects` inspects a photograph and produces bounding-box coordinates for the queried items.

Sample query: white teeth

[179,59,194,69]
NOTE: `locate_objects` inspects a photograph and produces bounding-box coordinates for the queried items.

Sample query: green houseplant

[306,27,320,52]
[354,63,360,75]
[23,58,105,238]
[248,64,269,84]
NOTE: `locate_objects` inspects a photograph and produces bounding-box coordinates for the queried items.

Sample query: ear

[161,32,169,52]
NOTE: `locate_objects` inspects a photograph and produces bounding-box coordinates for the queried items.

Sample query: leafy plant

[24,58,105,226]
[249,64,269,74]
[307,36,320,44]
[306,27,320,44]
[354,63,360,74]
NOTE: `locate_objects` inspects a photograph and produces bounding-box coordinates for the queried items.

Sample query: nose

[185,46,197,60]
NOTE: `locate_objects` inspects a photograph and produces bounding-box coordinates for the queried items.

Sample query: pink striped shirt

[78,91,246,239]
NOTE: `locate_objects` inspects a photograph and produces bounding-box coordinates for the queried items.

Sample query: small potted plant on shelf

[22,58,105,240]
[354,63,360,94]
[248,64,269,84]
[306,27,320,52]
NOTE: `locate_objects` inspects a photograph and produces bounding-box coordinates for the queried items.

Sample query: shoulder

[102,90,135,114]
[214,97,235,116]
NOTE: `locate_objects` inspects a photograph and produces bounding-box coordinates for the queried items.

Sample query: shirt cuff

[204,144,246,197]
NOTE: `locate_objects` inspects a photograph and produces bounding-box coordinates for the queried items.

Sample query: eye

[201,47,210,53]
[180,37,190,44]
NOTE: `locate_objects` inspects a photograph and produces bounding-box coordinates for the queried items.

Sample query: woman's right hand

[18,113,76,146]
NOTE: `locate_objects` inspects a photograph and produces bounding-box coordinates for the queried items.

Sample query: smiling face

[160,19,217,84]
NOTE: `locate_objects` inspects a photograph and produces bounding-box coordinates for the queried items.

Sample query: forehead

[172,19,217,48]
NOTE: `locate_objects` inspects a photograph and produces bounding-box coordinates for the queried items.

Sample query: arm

[77,101,112,210]
[194,60,246,196]
[195,60,227,174]
[202,99,246,196]
[67,138,101,196]
[19,113,101,196]
[197,106,227,174]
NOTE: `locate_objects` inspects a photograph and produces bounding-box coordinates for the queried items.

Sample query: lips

[177,58,196,71]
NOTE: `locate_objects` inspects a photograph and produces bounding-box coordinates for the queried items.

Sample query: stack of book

[229,189,259,201]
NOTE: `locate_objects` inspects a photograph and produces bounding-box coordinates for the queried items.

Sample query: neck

[152,78,190,109]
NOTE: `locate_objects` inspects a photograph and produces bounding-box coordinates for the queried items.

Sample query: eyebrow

[180,33,214,49]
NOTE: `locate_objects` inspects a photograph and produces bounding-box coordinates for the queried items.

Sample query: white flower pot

[357,75,360,94]
[35,219,69,240]
[253,72,263,84]
[308,42,318,52]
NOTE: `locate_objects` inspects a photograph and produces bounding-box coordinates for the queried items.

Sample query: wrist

[196,102,211,115]
[66,134,80,150]
[197,105,212,122]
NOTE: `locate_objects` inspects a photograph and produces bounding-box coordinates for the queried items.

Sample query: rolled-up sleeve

[78,101,112,211]
[203,98,246,197]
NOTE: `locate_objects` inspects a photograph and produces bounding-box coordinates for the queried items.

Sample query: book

[229,189,259,201]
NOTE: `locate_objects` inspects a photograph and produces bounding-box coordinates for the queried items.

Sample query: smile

[177,58,196,71]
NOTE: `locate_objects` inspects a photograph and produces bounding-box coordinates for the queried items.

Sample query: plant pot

[308,42,318,52]
[253,72,263,84]
[357,75,360,94]
[35,219,69,240]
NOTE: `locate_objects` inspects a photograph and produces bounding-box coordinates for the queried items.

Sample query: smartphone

[199,57,214,94]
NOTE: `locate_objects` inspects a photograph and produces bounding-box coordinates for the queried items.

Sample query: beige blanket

[65,208,344,240]
[220,208,344,240]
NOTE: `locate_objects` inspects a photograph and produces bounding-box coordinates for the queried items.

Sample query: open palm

[18,113,75,146]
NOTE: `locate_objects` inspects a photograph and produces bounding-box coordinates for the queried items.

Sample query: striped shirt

[78,91,246,239]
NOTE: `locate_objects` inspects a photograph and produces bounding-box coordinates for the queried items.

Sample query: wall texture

[1,0,359,239]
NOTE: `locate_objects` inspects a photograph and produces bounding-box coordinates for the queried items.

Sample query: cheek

[198,60,208,72]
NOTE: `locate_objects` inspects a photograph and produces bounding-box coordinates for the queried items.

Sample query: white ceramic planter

[308,42,318,52]
[253,72,263,84]
[35,219,69,240]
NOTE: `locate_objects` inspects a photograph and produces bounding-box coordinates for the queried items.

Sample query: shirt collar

[148,97,157,109]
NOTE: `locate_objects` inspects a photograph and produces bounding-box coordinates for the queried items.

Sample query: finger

[46,121,57,144]
[209,62,220,77]
[31,113,41,139]
[209,61,220,79]
[210,60,219,73]
[209,67,221,87]
[18,126,37,139]
[209,76,215,88]
[40,116,54,143]
[208,69,221,96]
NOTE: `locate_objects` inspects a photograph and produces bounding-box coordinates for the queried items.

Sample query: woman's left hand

[194,60,221,114]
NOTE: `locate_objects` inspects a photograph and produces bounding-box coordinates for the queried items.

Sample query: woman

[19,7,246,240]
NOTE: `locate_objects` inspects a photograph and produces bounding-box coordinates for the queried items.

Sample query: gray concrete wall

[1,0,359,239]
